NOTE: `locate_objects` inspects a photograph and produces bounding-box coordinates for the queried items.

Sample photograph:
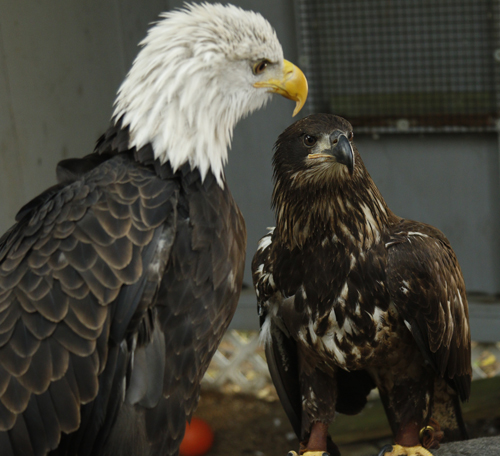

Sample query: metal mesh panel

[295,0,500,133]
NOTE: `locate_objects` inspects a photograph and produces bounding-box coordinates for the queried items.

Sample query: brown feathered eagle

[0,4,307,456]
[252,114,471,456]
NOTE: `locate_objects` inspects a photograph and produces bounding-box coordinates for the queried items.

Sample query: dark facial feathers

[272,113,353,181]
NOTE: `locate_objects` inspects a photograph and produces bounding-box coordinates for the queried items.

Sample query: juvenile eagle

[0,4,307,456]
[253,114,470,456]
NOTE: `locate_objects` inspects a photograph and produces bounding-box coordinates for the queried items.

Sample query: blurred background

[0,1,499,455]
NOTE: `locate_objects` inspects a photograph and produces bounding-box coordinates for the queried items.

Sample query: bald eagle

[0,4,307,456]
[253,114,470,456]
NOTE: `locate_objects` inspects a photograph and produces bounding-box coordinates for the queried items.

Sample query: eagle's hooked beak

[331,133,354,175]
[253,60,308,116]
[307,132,355,175]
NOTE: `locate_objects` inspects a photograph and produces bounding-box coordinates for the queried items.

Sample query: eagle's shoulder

[386,218,452,249]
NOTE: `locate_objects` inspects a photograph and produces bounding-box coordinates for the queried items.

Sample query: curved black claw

[378,444,393,456]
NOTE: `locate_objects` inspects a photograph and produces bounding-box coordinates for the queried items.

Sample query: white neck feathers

[112,4,278,187]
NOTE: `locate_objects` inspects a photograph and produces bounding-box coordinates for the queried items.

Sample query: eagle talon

[378,444,394,456]
[378,443,434,456]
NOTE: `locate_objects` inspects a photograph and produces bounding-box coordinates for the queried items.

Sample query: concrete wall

[0,1,498,313]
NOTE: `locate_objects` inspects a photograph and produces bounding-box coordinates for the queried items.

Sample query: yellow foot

[287,452,328,456]
[378,444,433,456]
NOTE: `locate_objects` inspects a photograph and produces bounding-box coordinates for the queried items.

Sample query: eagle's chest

[163,173,247,342]
[301,300,412,372]
[185,178,246,299]
[274,239,404,371]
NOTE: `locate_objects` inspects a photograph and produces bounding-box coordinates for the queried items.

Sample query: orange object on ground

[179,417,214,456]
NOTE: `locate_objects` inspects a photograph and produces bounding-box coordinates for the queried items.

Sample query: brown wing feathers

[0,154,174,455]
[386,221,471,401]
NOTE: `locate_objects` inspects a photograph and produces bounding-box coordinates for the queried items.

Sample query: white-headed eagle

[0,4,307,456]
[252,114,470,456]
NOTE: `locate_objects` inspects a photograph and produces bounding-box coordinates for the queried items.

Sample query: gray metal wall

[357,133,500,295]
[0,1,498,326]
[0,0,168,232]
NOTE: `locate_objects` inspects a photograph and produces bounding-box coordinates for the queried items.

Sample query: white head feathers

[113,3,284,186]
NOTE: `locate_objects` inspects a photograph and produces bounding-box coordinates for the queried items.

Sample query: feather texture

[253,114,471,454]
[0,138,246,456]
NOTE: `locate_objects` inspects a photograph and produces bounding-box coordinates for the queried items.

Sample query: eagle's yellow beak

[254,60,308,117]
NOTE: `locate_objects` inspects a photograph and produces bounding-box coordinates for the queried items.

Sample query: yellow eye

[253,59,270,75]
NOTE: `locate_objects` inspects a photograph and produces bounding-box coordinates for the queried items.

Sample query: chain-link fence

[295,0,500,133]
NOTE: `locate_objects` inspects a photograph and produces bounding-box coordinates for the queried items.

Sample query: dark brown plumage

[0,121,246,456]
[252,114,471,456]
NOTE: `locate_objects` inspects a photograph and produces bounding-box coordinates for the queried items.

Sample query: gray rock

[432,436,500,456]
[371,436,500,456]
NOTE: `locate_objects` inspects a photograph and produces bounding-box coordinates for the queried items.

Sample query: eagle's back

[0,132,246,456]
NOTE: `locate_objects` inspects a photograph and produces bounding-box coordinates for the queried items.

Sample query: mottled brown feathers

[253,114,471,453]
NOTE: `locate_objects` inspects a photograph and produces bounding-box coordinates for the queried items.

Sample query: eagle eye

[253,59,270,75]
[348,131,354,141]
[303,135,317,147]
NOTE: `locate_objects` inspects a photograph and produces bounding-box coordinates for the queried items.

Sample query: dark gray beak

[330,133,354,175]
